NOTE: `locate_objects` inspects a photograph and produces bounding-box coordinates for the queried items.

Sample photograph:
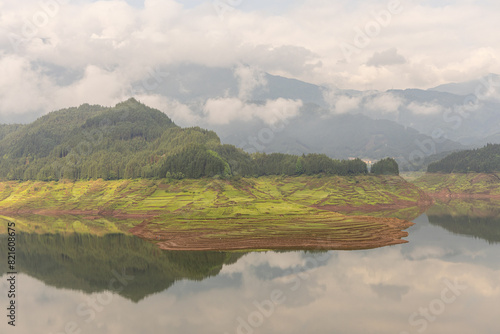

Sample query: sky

[1,0,500,119]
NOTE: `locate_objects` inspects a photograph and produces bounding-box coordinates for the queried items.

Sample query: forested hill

[0,99,379,181]
[427,143,500,173]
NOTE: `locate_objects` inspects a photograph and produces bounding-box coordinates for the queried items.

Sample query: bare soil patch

[129,216,414,251]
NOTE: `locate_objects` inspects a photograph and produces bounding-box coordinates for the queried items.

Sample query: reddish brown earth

[129,216,414,251]
[0,177,426,251]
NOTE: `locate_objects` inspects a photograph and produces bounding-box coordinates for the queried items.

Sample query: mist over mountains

[3,64,500,170]
[125,64,500,168]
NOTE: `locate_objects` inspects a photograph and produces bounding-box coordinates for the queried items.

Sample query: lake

[1,200,499,334]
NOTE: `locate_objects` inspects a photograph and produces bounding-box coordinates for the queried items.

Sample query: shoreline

[0,175,427,250]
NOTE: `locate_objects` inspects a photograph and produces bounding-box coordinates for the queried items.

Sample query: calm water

[1,202,499,334]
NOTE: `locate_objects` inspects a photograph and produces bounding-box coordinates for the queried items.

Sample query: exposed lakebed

[1,199,499,334]
[0,175,430,250]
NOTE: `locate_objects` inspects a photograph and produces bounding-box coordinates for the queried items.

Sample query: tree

[371,158,399,175]
[295,156,305,175]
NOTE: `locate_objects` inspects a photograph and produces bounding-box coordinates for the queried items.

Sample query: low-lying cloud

[203,97,303,125]
[406,101,445,115]
[324,89,448,117]
[365,92,404,114]
[233,65,268,101]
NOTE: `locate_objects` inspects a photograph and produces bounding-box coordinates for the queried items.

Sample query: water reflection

[0,201,499,334]
[0,232,243,302]
[426,199,500,243]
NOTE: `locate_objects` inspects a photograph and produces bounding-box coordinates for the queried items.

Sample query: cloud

[365,92,404,114]
[333,95,362,114]
[131,94,202,126]
[1,0,500,119]
[244,44,323,77]
[367,48,406,67]
[233,65,267,100]
[54,65,129,108]
[202,97,302,125]
[324,89,447,117]
[323,88,363,114]
[407,101,445,115]
[0,55,54,116]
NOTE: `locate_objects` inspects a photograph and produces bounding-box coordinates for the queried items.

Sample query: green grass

[412,173,500,195]
[0,175,426,247]
[0,175,426,218]
[0,214,142,235]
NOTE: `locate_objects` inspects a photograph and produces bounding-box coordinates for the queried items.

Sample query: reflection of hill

[428,214,500,243]
[0,233,244,302]
[427,200,500,243]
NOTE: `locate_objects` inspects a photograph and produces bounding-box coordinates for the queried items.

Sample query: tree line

[427,143,500,173]
[0,99,399,181]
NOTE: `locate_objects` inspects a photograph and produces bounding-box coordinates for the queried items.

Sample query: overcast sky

[1,0,499,119]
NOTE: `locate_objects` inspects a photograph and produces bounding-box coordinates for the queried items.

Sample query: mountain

[429,74,500,96]
[208,103,463,171]
[471,131,500,148]
[0,99,225,180]
[133,63,327,106]
[132,65,500,148]
[427,143,500,173]
[0,98,375,181]
[4,65,500,151]
[6,65,498,162]
[0,124,24,141]
[384,88,500,145]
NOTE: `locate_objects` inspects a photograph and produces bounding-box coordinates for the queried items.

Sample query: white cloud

[1,0,500,118]
[0,55,54,115]
[53,65,129,109]
[323,88,363,114]
[365,92,403,114]
[407,101,445,116]
[131,94,202,126]
[202,97,302,125]
[233,65,267,100]
[333,95,362,114]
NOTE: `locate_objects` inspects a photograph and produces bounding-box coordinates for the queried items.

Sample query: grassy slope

[0,175,429,250]
[0,214,142,235]
[412,173,500,196]
[0,175,425,218]
[0,176,425,245]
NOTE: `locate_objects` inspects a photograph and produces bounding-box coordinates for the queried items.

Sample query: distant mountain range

[132,65,500,149]
[3,64,500,170]
[129,65,500,159]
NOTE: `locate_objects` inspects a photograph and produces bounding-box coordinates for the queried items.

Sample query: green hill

[0,99,375,181]
[427,143,500,173]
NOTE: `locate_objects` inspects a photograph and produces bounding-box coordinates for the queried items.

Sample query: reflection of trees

[427,200,500,243]
[0,233,244,302]
[428,214,500,243]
